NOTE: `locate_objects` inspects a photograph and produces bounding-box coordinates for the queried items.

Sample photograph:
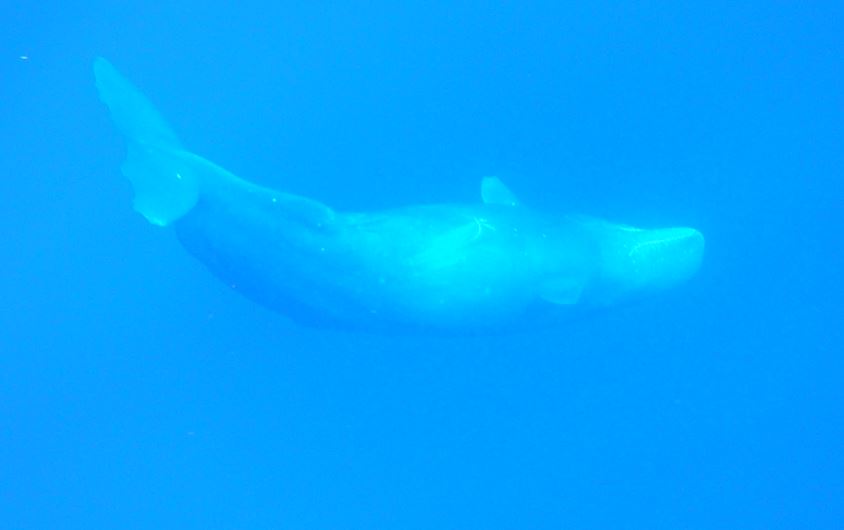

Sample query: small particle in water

[19,55,29,61]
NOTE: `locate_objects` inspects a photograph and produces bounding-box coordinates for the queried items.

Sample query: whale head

[479,179,705,308]
[574,217,705,305]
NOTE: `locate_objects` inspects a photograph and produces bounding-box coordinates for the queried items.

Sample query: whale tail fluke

[94,57,199,226]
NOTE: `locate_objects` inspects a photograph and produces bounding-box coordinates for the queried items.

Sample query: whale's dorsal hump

[481,177,520,207]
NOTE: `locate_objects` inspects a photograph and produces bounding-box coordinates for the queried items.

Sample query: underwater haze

[1,2,842,529]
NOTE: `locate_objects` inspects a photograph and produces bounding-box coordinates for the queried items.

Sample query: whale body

[95,58,704,333]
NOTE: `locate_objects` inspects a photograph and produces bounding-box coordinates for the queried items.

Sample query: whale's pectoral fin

[539,277,584,305]
[481,177,520,207]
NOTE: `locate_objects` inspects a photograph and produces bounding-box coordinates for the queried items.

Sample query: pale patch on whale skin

[95,58,704,333]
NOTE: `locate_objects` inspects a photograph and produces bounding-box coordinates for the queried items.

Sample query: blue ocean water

[1,2,841,528]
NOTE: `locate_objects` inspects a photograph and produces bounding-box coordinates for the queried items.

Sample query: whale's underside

[95,57,704,333]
